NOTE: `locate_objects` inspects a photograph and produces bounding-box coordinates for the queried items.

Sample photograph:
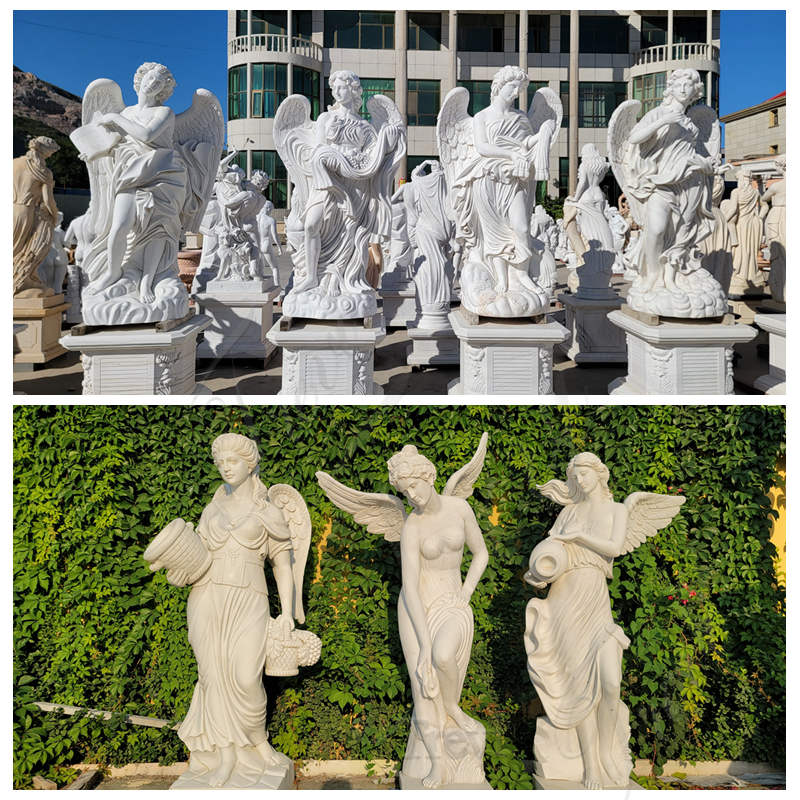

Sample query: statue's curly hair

[490,65,528,102]
[387,445,436,490]
[133,62,176,104]
[663,68,704,106]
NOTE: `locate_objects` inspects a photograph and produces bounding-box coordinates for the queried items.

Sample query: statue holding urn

[144,433,320,789]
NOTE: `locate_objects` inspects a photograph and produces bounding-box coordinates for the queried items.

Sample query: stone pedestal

[448,309,568,395]
[267,316,386,395]
[558,293,626,363]
[607,309,757,395]
[406,320,459,366]
[753,313,785,394]
[13,293,70,365]
[533,774,642,791]
[194,280,279,360]
[398,772,491,790]
[728,295,768,325]
[171,755,294,790]
[59,315,211,395]
[380,284,418,327]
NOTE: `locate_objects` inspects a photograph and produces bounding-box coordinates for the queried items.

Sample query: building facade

[226,10,720,208]
[721,91,785,163]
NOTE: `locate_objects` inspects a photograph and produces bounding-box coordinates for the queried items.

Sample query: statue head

[250,170,270,191]
[579,143,608,184]
[212,432,259,474]
[538,452,613,506]
[387,445,437,490]
[263,199,275,214]
[491,65,528,103]
[134,62,176,104]
[28,135,59,158]
[775,155,786,175]
[663,68,704,108]
[329,70,363,108]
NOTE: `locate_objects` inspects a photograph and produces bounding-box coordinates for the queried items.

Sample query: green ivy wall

[13,405,786,788]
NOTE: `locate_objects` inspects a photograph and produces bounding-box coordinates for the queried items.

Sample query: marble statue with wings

[317,433,491,789]
[436,65,561,317]
[274,70,406,320]
[607,68,727,318]
[524,452,685,789]
[69,62,224,325]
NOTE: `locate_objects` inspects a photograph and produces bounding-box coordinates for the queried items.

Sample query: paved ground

[97,773,395,790]
[14,266,772,397]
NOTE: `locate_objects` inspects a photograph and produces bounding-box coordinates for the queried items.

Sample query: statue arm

[562,503,627,558]
[459,501,488,602]
[628,106,680,145]
[41,179,59,224]
[100,105,173,145]
[472,111,515,161]
[269,547,296,632]
[400,523,432,655]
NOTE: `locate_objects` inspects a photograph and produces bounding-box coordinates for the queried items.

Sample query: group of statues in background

[146,431,685,790]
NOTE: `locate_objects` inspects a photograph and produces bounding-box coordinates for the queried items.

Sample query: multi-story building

[721,91,785,163]
[226,10,720,210]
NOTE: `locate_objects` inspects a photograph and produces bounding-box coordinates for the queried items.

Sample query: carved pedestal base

[558,293,626,363]
[448,310,568,395]
[171,752,294,790]
[533,775,643,791]
[380,284,418,327]
[13,293,70,365]
[267,316,386,395]
[406,321,459,366]
[607,310,757,395]
[194,280,279,360]
[753,313,785,394]
[398,773,491,790]
[59,315,211,395]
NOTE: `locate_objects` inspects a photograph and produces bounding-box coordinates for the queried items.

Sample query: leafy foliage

[13,406,785,787]
[13,115,90,189]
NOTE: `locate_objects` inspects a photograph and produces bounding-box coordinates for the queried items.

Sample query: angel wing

[173,89,225,231]
[274,94,316,216]
[316,471,407,542]
[81,78,124,126]
[268,484,312,624]
[687,104,720,161]
[527,87,563,137]
[618,492,686,557]
[436,87,476,193]
[443,432,489,499]
[366,94,407,237]
[367,93,404,136]
[607,99,645,228]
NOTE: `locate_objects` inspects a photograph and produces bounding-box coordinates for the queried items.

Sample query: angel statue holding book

[144,433,321,790]
[317,433,491,789]
[274,70,406,320]
[524,452,685,789]
[70,62,224,325]
[607,68,727,317]
[436,66,562,317]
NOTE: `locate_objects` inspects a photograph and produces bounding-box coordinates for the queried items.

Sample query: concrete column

[286,10,293,96]
[518,11,528,109]
[247,9,252,37]
[667,9,673,58]
[706,10,713,108]
[568,10,579,193]
[448,11,458,92]
[395,10,408,182]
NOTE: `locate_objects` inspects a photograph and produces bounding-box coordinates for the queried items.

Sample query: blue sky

[13,9,786,124]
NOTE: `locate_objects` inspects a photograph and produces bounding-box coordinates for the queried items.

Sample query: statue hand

[458,586,472,606]
[416,651,439,698]
[275,612,295,639]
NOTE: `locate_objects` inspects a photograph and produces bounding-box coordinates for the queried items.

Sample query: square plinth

[398,772,491,790]
[380,285,418,327]
[171,756,294,790]
[267,316,386,395]
[558,293,626,363]
[533,774,643,791]
[406,321,459,366]
[13,294,70,364]
[194,283,280,360]
[448,310,569,395]
[753,313,786,394]
[607,309,758,395]
[59,315,211,395]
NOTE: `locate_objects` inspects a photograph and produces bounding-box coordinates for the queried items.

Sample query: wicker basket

[264,622,322,677]
[143,518,211,587]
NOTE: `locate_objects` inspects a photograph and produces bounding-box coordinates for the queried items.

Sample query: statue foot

[583,769,604,790]
[207,762,234,788]
[422,763,444,789]
[255,739,284,769]
[450,707,482,735]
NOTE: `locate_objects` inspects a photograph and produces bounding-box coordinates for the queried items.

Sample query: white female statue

[726,168,766,295]
[760,156,786,302]
[524,453,685,789]
[70,62,224,325]
[608,68,727,317]
[274,70,406,319]
[317,434,491,789]
[144,433,320,789]
[437,66,562,317]
[37,211,70,296]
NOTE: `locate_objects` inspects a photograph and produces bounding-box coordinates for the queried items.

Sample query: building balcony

[633,41,719,67]
[228,34,323,62]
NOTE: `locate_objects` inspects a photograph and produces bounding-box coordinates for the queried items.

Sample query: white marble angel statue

[607,68,727,317]
[316,433,491,789]
[70,62,224,325]
[274,70,406,320]
[144,433,320,790]
[437,66,561,317]
[524,452,685,789]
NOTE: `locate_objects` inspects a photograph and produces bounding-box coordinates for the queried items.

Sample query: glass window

[251,63,287,119]
[631,72,666,116]
[231,150,247,173]
[577,82,627,128]
[236,10,248,37]
[407,80,440,126]
[293,66,321,120]
[325,78,395,121]
[674,15,706,44]
[228,65,248,120]
[292,10,313,41]
[408,12,442,51]
[324,11,394,49]
[457,80,492,116]
[251,11,287,36]
[559,80,569,128]
[559,156,569,198]
[640,16,667,49]
[458,13,504,52]
[515,14,550,53]
[560,14,629,54]
[250,150,288,208]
